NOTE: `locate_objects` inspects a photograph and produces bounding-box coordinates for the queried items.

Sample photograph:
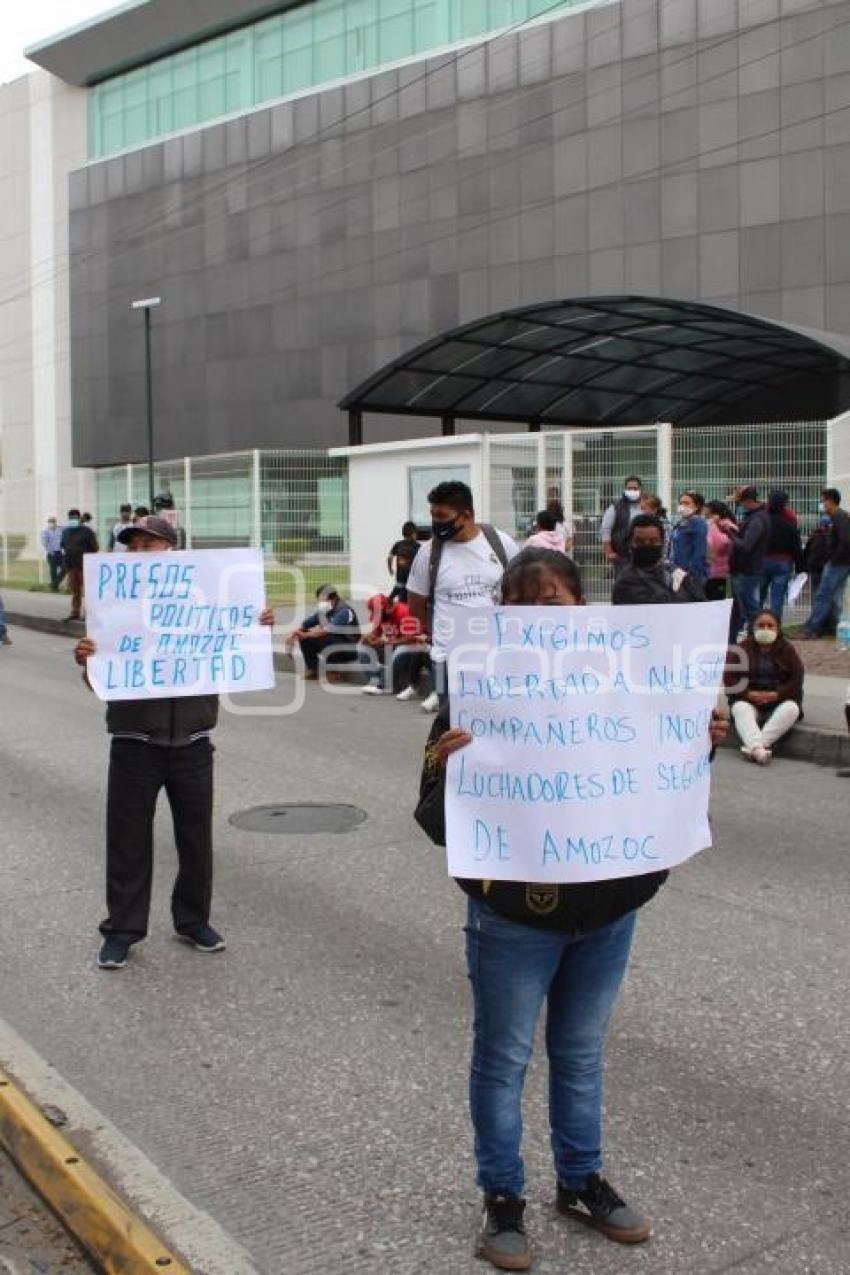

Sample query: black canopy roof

[340,296,850,431]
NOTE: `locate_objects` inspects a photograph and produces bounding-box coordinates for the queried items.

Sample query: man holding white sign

[74,516,275,971]
[420,549,729,1270]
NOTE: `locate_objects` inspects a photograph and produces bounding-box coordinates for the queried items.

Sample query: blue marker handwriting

[457,709,637,747]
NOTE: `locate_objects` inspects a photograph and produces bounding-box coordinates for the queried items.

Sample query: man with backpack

[406,480,519,712]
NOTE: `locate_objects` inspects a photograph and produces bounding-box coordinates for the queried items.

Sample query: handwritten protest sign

[444,600,731,884]
[83,548,274,701]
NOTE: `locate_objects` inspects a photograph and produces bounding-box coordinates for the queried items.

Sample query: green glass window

[88,0,590,159]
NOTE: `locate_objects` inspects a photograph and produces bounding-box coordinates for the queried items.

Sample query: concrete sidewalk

[3,585,848,768]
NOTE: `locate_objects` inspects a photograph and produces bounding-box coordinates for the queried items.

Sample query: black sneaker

[556,1173,651,1244]
[97,936,129,969]
[175,923,226,953]
[477,1193,531,1271]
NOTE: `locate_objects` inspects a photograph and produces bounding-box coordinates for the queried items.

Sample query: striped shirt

[42,526,63,553]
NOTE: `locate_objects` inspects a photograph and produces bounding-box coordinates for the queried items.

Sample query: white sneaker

[421,691,440,713]
[396,686,417,702]
[361,684,384,695]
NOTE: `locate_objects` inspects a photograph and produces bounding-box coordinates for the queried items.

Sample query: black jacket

[725,506,771,575]
[828,508,850,566]
[609,497,636,558]
[61,524,98,568]
[764,513,803,570]
[612,563,707,605]
[803,527,831,574]
[106,696,219,746]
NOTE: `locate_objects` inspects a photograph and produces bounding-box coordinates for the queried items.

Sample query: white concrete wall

[827,411,850,499]
[338,437,484,600]
[0,70,87,563]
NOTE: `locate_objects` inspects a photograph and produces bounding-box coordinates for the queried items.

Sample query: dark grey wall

[69,0,850,466]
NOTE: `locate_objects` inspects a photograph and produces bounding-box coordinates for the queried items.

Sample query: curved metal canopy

[340,296,850,430]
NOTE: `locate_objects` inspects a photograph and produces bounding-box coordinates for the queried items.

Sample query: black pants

[299,633,357,672]
[47,552,63,591]
[101,737,214,944]
[394,647,431,690]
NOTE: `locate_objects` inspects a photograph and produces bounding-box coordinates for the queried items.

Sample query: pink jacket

[706,519,734,579]
[526,528,568,553]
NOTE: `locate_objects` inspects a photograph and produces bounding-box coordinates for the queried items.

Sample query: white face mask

[317,600,332,615]
[753,628,777,646]
[624,489,641,502]
[678,504,694,518]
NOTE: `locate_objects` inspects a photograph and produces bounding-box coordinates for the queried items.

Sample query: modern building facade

[22,0,850,472]
[3,0,850,590]
[0,70,88,559]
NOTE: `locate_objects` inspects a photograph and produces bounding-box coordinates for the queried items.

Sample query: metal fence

[1,422,831,619]
[0,449,349,604]
[482,420,829,616]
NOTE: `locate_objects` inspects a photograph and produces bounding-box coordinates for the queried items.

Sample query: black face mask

[432,516,462,542]
[632,544,663,568]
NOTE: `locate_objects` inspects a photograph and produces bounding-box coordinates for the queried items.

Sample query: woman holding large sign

[421,549,727,1271]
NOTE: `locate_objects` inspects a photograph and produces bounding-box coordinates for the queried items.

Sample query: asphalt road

[0,630,848,1275]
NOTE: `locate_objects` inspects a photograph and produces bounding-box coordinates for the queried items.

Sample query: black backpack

[426,523,510,615]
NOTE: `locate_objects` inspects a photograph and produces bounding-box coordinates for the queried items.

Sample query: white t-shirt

[406,527,519,660]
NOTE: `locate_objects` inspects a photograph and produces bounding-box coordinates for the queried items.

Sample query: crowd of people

[284,475,850,768]
[43,474,845,1271]
[37,498,180,621]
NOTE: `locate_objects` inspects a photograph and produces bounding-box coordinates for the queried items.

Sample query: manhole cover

[229,803,367,835]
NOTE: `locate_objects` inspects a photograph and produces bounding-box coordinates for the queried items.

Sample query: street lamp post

[130,296,162,508]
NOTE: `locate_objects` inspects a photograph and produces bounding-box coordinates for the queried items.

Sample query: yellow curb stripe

[0,1066,190,1274]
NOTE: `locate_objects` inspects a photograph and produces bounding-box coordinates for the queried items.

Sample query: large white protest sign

[83,548,274,701]
[444,600,731,884]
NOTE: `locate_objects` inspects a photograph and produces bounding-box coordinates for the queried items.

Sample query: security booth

[337,296,850,606]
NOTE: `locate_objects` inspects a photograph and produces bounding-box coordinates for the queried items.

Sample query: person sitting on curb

[73,515,275,970]
[723,609,804,766]
[286,585,360,681]
[417,548,729,1272]
[359,592,423,694]
[612,515,706,605]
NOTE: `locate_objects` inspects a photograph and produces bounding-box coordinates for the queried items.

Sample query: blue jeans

[731,573,762,634]
[358,643,386,686]
[759,560,793,617]
[804,563,850,635]
[464,899,636,1196]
